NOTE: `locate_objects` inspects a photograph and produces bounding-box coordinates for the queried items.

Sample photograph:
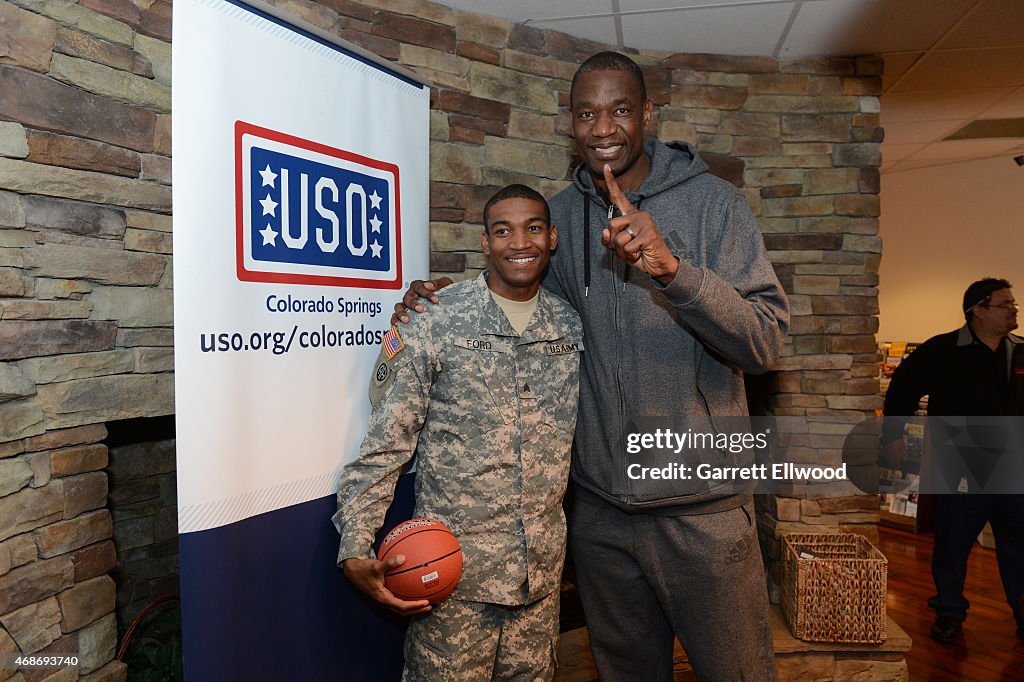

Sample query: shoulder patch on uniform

[374,360,390,385]
[382,326,406,360]
[369,355,398,408]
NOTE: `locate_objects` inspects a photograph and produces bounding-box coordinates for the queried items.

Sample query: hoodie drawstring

[583,195,590,297]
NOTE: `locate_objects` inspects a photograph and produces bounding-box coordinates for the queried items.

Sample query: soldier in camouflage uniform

[333,185,584,681]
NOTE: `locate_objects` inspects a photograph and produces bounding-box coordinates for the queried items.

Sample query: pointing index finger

[603,164,636,216]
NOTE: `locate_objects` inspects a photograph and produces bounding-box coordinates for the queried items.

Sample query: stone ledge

[556,608,910,680]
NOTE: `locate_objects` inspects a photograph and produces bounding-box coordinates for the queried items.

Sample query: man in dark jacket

[882,277,1023,643]
[396,52,788,680]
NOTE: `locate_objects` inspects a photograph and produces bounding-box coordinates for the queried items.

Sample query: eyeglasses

[981,301,1019,311]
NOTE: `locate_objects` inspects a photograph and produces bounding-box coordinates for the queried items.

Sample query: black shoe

[931,616,962,643]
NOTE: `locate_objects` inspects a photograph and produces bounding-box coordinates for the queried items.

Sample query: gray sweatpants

[569,496,777,681]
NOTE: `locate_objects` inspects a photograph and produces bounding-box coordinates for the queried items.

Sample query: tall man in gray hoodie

[396,52,789,680]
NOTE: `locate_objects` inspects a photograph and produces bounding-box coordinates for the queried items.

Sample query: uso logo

[235,121,402,288]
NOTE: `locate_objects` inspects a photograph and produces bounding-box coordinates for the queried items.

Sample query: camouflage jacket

[334,273,584,605]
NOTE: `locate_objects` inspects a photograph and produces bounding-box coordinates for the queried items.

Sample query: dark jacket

[882,325,1024,443]
[544,139,789,513]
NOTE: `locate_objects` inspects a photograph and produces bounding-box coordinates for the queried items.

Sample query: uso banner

[172,0,429,678]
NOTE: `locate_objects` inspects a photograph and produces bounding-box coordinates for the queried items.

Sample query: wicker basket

[781,533,888,644]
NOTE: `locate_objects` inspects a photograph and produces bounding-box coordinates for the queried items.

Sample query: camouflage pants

[402,591,559,681]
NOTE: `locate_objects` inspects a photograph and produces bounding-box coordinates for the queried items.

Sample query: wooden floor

[877,525,1024,681]
[556,525,1024,681]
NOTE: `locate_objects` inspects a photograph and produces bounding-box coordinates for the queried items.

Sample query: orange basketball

[378,518,463,603]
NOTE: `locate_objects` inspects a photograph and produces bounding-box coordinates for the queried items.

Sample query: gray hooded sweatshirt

[544,139,790,514]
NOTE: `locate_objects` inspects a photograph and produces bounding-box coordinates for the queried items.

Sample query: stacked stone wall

[0,0,884,676]
[1,0,170,678]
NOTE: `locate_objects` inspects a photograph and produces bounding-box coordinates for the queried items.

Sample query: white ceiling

[435,0,1024,174]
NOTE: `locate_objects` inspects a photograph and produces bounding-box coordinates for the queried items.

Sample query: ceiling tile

[780,0,974,56]
[619,0,763,8]
[885,158,966,172]
[978,87,1024,119]
[882,52,924,91]
[881,88,1014,123]
[882,143,926,162]
[912,138,1023,160]
[891,47,1024,91]
[620,4,792,56]
[941,0,1024,49]
[435,0,614,22]
[882,120,962,144]
[945,118,1024,140]
[530,16,620,47]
